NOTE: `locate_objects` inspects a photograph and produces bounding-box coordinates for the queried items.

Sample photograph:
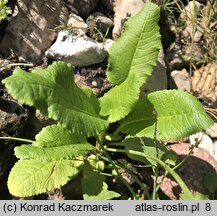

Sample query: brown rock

[0,0,69,65]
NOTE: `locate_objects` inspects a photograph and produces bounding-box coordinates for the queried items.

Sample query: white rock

[189,132,203,144]
[171,69,191,92]
[213,140,217,161]
[190,132,214,156]
[206,123,217,138]
[45,31,107,67]
[102,39,115,52]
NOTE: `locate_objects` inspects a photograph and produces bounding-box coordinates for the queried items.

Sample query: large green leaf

[8,125,93,197]
[118,90,214,140]
[15,124,94,161]
[2,62,108,136]
[100,3,161,122]
[15,144,93,161]
[8,160,82,197]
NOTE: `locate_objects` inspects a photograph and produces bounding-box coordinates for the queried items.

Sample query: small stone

[206,123,217,138]
[67,13,88,34]
[91,80,98,88]
[170,69,191,92]
[87,12,113,35]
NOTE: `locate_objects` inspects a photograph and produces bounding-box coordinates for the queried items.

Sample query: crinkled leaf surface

[34,124,86,147]
[15,143,93,161]
[100,3,161,122]
[8,160,82,197]
[118,90,213,140]
[2,62,108,136]
[8,125,92,197]
[15,125,94,161]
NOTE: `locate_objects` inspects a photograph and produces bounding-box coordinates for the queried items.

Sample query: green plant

[0,0,12,21]
[1,3,214,200]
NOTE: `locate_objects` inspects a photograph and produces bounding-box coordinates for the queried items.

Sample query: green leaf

[15,125,94,161]
[116,137,171,165]
[2,61,108,137]
[34,124,86,147]
[8,125,93,197]
[82,172,120,200]
[118,90,214,140]
[8,160,82,197]
[100,3,161,122]
[15,144,93,161]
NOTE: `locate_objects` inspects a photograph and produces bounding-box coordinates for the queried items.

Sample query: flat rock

[0,0,69,65]
[170,69,191,92]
